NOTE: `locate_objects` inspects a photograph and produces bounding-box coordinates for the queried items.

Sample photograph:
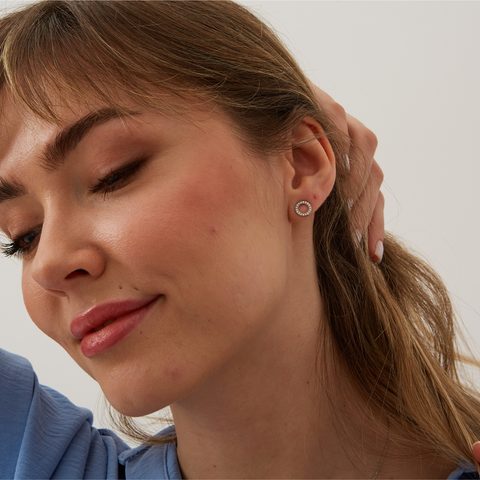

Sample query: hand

[309,81,385,262]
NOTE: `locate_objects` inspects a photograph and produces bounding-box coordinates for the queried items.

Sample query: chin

[96,361,193,418]
[103,384,172,417]
[109,400,166,418]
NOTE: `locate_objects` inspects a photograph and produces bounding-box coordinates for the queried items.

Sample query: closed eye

[90,157,148,198]
[0,158,148,258]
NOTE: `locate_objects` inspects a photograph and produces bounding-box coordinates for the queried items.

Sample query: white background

[1,1,479,430]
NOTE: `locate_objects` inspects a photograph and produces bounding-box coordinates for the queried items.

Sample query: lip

[71,296,161,357]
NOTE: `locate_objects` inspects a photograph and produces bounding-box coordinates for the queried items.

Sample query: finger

[345,115,379,201]
[350,168,384,262]
[348,161,384,224]
[347,114,378,159]
[473,441,480,462]
[472,441,480,474]
[308,80,348,135]
[349,160,383,226]
[367,192,385,263]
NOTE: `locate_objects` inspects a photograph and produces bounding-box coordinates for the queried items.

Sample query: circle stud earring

[295,200,312,217]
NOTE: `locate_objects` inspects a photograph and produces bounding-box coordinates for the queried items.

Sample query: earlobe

[286,117,336,223]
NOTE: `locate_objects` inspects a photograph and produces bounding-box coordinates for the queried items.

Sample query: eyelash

[1,226,42,259]
[0,158,147,258]
[90,157,147,197]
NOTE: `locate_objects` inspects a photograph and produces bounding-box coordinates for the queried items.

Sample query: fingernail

[354,229,362,245]
[347,198,354,210]
[374,240,384,263]
[343,154,350,171]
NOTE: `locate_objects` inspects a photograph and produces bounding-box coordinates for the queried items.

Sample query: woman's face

[0,94,293,415]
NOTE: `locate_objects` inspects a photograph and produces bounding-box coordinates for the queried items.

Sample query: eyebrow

[41,107,139,170]
[0,178,26,203]
[0,107,139,205]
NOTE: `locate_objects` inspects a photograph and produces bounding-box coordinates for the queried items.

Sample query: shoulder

[0,348,130,479]
[447,461,479,480]
[119,426,182,479]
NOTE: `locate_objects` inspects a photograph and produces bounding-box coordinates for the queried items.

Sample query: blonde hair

[1,0,479,468]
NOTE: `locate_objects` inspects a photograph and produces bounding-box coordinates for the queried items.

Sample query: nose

[29,216,106,296]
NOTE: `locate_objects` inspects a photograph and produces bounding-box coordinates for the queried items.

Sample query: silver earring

[295,200,312,217]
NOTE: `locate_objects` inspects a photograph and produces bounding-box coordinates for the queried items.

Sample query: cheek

[21,271,66,344]
[22,267,96,379]
[22,272,50,332]
[106,158,256,276]
[130,162,286,317]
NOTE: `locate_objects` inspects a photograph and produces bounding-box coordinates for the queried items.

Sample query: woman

[0,1,478,478]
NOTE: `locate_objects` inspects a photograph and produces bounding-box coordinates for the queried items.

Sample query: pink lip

[71,296,160,357]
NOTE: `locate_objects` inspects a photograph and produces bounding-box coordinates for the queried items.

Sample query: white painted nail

[374,240,384,263]
[347,198,354,210]
[354,229,362,245]
[343,154,350,171]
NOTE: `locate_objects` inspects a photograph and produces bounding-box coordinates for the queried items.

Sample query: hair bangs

[0,1,206,123]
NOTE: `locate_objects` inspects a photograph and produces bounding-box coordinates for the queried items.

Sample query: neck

[169,319,456,479]
[169,289,385,479]
[167,242,456,480]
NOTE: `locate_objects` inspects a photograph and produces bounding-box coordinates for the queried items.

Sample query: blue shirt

[0,349,478,479]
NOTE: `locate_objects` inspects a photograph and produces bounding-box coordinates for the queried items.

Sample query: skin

[307,83,385,261]
[472,442,480,472]
[0,90,455,478]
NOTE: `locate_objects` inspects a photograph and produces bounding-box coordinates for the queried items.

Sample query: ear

[284,116,336,222]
